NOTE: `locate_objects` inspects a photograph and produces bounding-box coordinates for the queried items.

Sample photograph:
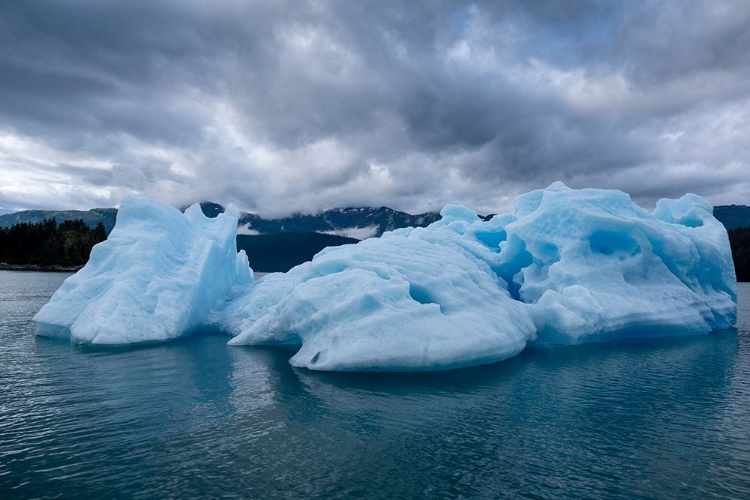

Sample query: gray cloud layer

[1,0,749,216]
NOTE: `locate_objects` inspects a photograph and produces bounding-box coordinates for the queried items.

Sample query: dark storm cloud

[0,0,748,216]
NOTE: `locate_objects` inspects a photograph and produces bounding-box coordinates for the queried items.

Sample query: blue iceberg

[34,198,252,344]
[35,183,737,371]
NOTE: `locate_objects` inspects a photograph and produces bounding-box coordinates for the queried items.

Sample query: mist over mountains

[2,202,749,236]
[0,203,441,239]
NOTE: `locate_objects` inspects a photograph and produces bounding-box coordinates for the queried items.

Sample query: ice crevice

[34,183,737,371]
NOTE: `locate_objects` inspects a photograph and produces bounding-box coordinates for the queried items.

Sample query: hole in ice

[474,230,506,252]
[492,234,532,301]
[311,259,349,276]
[310,351,320,364]
[677,217,703,228]
[409,283,441,311]
[589,230,641,258]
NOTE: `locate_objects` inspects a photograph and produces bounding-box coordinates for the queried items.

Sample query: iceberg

[35,184,737,371]
[34,198,252,344]
[221,218,536,370]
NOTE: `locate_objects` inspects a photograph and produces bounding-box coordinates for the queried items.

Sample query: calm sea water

[1,271,749,500]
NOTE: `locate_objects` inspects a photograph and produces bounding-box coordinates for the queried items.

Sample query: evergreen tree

[729,227,750,282]
[0,218,108,267]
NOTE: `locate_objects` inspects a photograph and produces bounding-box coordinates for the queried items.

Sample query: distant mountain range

[236,205,440,238]
[2,202,749,272]
[191,202,442,238]
[195,202,441,238]
[0,203,440,239]
[3,202,749,235]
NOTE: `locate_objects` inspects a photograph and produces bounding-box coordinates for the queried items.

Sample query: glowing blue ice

[35,184,737,370]
[34,198,252,344]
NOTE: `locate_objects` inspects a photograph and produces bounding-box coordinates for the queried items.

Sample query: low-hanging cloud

[1,0,748,216]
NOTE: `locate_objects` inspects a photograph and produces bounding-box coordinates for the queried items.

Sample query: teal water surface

[1,271,749,499]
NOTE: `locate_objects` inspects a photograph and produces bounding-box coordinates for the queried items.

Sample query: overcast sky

[1,0,749,216]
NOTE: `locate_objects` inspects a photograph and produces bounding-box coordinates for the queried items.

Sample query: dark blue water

[1,271,749,499]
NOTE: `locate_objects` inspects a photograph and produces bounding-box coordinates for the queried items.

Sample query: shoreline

[0,264,83,273]
[0,264,273,275]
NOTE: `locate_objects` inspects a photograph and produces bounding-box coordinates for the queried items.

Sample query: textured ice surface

[34,198,252,344]
[35,184,737,370]
[223,183,736,370]
[503,185,736,343]
[221,219,535,370]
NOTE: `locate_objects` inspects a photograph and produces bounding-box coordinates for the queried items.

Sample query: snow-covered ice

[35,183,737,371]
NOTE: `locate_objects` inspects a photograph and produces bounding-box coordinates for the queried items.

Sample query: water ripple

[1,272,749,499]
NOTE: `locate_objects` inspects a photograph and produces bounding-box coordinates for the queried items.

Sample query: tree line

[729,227,750,282]
[0,219,107,267]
